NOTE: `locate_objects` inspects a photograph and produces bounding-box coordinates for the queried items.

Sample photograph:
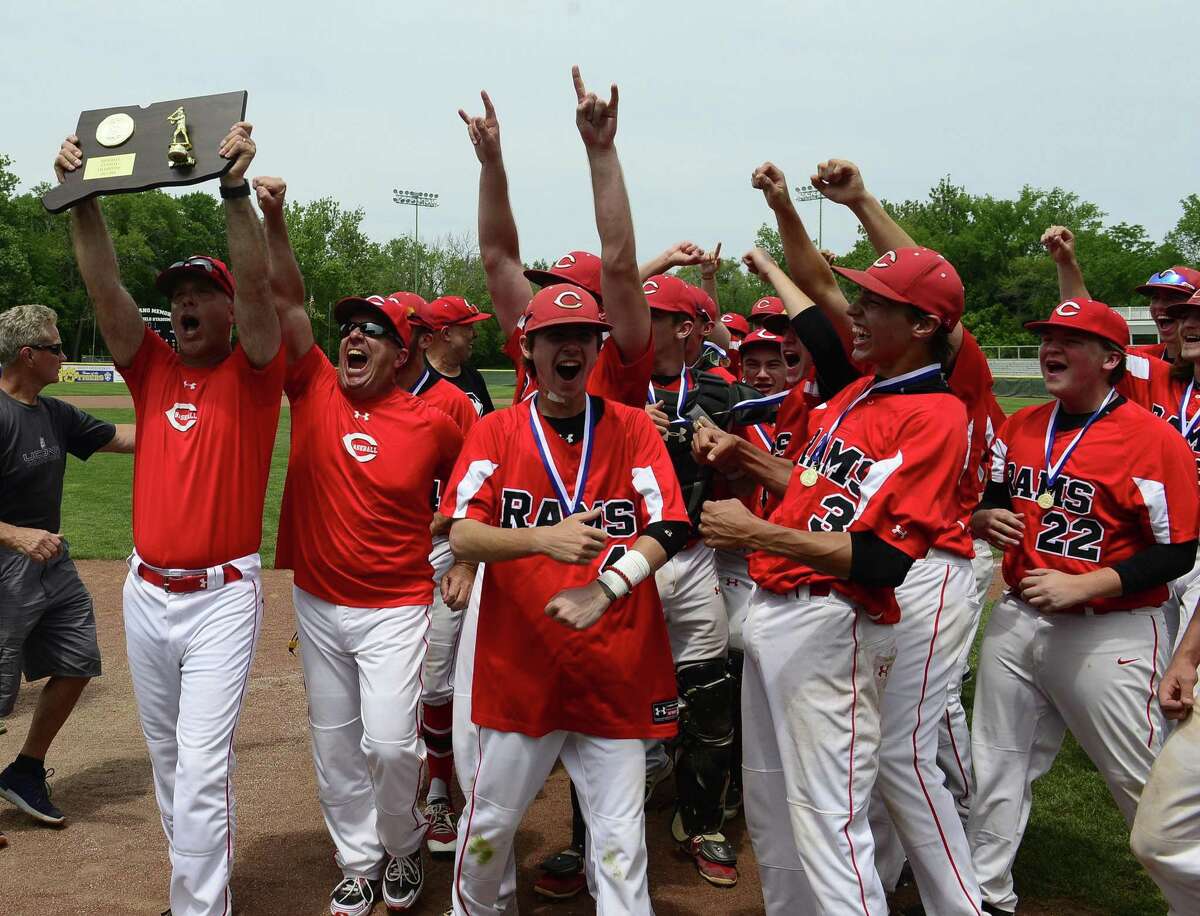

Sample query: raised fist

[218,122,256,182]
[742,247,776,277]
[54,135,83,183]
[662,241,705,269]
[573,65,619,150]
[1041,226,1077,265]
[811,159,867,206]
[252,176,287,219]
[751,161,791,211]
[458,90,503,165]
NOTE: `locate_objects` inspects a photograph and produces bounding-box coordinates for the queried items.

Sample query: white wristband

[596,549,653,600]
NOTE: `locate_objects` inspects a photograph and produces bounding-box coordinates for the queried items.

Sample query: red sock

[422,700,454,790]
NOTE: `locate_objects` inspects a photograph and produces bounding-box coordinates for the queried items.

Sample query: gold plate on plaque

[83,154,137,180]
[95,113,135,148]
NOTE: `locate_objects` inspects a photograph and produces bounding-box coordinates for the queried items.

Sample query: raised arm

[573,65,650,360]
[254,175,314,361]
[56,136,146,366]
[638,240,704,281]
[1041,226,1091,301]
[218,123,280,368]
[459,91,531,336]
[752,161,851,340]
[699,243,731,349]
[812,159,916,254]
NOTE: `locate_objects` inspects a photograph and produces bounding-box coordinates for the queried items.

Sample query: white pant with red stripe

[1131,670,1200,915]
[869,550,983,915]
[741,585,895,916]
[451,566,520,914]
[1165,549,1200,650]
[293,587,429,878]
[422,537,460,706]
[967,593,1168,913]
[656,539,729,663]
[451,727,651,916]
[123,551,264,916]
[936,541,995,821]
[715,548,754,652]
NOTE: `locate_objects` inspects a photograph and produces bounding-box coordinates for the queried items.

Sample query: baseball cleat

[533,847,586,900]
[329,876,379,916]
[0,763,65,826]
[424,799,457,857]
[672,811,738,887]
[383,850,424,911]
[981,905,1015,916]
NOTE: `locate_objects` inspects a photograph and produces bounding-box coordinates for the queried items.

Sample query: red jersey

[121,326,284,569]
[444,396,685,739]
[411,371,476,522]
[749,373,969,623]
[505,330,654,409]
[276,346,463,607]
[1127,342,1171,361]
[991,398,1199,611]
[935,332,996,557]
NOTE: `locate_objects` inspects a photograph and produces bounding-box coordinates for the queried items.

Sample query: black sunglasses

[340,320,402,345]
[26,343,64,355]
[168,256,217,272]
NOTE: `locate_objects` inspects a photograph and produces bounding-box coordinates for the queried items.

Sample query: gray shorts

[0,542,101,717]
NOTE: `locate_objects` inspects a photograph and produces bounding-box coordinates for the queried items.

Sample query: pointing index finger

[608,83,619,115]
[481,90,496,119]
[572,65,586,101]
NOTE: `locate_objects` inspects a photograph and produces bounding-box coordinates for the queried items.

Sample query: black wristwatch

[219,180,251,199]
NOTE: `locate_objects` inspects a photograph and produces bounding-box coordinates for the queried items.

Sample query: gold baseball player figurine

[166,106,195,168]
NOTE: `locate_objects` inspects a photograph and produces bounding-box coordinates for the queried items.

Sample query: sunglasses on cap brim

[1145,269,1196,291]
[339,320,405,346]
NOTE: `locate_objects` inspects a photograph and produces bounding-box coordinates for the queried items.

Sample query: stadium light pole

[794,185,824,250]
[393,188,439,289]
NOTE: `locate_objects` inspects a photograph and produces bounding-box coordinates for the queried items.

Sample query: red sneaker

[424,799,457,857]
[672,811,738,887]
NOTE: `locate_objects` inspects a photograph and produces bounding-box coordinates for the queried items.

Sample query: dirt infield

[0,561,769,916]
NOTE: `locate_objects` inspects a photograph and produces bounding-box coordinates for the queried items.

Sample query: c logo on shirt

[554,254,577,269]
[872,250,898,269]
[342,432,379,463]
[1055,300,1082,318]
[553,290,583,310]
[165,403,198,432]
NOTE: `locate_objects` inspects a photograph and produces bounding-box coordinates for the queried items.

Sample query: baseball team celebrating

[2,65,1200,916]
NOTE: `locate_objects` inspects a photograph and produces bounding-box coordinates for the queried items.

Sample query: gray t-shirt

[0,390,115,532]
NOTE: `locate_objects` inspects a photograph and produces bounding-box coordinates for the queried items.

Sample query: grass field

[52,385,1164,913]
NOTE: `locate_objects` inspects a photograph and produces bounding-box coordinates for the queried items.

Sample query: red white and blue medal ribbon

[731,387,792,411]
[1040,387,1117,508]
[407,368,431,394]
[1178,380,1200,441]
[529,393,596,517]
[750,423,774,451]
[804,363,943,478]
[647,368,691,421]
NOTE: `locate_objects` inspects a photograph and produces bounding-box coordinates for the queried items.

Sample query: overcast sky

[5,0,1197,268]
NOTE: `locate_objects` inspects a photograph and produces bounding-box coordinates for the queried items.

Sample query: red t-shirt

[412,373,476,520]
[991,398,1200,611]
[444,396,686,739]
[748,377,969,623]
[121,326,285,569]
[505,330,654,409]
[1127,342,1171,361]
[276,346,463,607]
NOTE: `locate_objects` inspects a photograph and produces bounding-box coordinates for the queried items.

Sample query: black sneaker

[0,763,65,826]
[329,876,379,916]
[383,851,424,911]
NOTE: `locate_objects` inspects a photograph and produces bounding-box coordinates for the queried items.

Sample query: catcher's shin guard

[674,657,735,838]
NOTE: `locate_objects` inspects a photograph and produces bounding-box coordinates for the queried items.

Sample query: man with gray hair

[0,304,133,847]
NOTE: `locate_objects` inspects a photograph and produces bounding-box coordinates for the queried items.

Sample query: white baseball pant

[452,728,651,916]
[1164,549,1200,650]
[293,587,429,877]
[656,539,729,664]
[422,537,459,706]
[715,548,754,652]
[967,593,1168,913]
[937,540,995,820]
[1131,670,1200,915]
[741,585,895,916]
[869,551,983,915]
[123,551,263,916]
[451,566,520,915]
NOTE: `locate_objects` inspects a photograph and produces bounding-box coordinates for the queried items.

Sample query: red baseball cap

[422,296,492,330]
[1163,288,1200,317]
[385,291,430,329]
[333,294,413,347]
[750,296,785,318]
[643,274,697,318]
[1134,266,1200,298]
[689,286,717,324]
[833,247,964,329]
[520,284,611,335]
[720,313,750,338]
[1024,299,1128,350]
[524,251,603,301]
[156,255,236,300]
[739,328,785,353]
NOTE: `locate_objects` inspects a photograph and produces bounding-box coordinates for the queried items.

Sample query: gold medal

[1036,492,1054,510]
[800,467,819,487]
[95,113,135,148]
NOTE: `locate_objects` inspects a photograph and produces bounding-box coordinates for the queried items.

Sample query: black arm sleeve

[976,479,1012,513]
[1112,540,1198,595]
[642,521,692,560]
[790,309,859,400]
[55,400,116,460]
[848,530,916,587]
